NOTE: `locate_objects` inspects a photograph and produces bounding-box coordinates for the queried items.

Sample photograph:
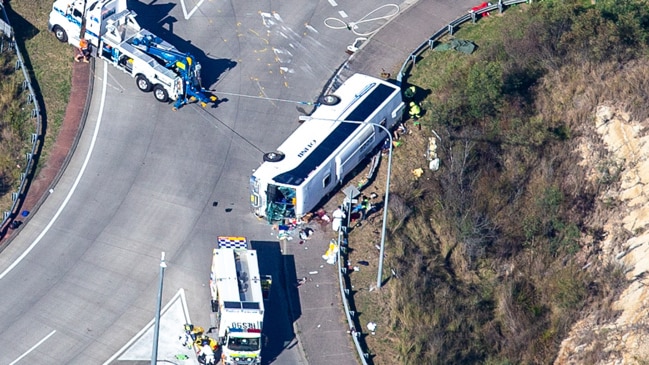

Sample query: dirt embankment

[556,105,649,364]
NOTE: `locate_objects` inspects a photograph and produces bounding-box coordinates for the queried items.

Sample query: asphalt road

[0,0,407,364]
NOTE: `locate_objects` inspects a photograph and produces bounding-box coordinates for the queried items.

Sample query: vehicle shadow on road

[251,240,302,365]
[128,1,236,89]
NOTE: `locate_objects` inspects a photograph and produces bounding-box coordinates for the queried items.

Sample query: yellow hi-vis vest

[409,103,421,116]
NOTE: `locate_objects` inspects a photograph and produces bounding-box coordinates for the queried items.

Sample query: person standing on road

[332,206,346,232]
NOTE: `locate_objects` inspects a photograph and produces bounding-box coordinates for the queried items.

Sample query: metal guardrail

[331,0,532,363]
[336,207,369,364]
[0,2,43,239]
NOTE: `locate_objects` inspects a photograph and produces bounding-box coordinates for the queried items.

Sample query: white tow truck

[48,0,217,110]
[210,237,271,365]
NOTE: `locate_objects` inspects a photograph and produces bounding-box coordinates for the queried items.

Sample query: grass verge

[0,1,72,215]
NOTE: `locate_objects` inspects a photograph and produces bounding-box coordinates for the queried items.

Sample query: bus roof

[254,74,399,187]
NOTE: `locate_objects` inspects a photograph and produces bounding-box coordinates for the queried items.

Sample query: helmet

[409,101,416,106]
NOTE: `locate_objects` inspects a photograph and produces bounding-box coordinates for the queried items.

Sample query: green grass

[0,1,72,214]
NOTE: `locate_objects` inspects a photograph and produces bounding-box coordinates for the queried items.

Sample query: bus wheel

[319,95,340,106]
[263,151,285,162]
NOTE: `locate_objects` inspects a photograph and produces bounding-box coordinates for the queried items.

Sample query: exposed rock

[556,105,649,364]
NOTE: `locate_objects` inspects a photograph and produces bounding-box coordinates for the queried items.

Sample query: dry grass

[0,42,30,209]
[0,1,72,213]
[338,1,647,363]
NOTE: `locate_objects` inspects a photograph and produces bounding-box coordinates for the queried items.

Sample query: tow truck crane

[130,34,218,110]
[48,0,218,110]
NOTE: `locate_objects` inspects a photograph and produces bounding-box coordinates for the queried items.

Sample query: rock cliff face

[556,105,649,364]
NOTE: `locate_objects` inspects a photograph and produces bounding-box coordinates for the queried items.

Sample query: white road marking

[9,330,56,365]
[328,0,338,6]
[338,10,348,18]
[180,0,206,20]
[103,289,192,364]
[0,63,108,281]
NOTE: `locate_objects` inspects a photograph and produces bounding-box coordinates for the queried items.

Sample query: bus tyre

[153,85,169,102]
[319,95,341,106]
[136,75,152,92]
[263,151,285,162]
[53,26,68,43]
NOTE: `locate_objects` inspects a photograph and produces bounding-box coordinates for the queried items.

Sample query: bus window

[323,174,331,188]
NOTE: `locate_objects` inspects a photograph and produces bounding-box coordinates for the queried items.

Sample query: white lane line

[180,0,206,20]
[338,10,348,18]
[328,0,338,6]
[0,63,108,281]
[102,289,190,365]
[9,330,56,365]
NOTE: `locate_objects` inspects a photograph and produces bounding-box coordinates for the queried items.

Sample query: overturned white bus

[250,73,404,222]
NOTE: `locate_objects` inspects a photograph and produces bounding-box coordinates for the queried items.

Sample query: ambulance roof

[211,238,264,311]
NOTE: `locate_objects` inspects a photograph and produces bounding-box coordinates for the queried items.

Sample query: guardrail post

[499,0,504,13]
[25,152,31,163]
[448,23,455,35]
[349,310,355,317]
[31,108,37,118]
[428,39,436,50]
[11,192,18,202]
[20,172,26,183]
[470,11,477,23]
[31,133,38,143]
[3,211,9,221]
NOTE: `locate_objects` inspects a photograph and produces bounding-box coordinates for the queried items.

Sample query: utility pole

[151,251,167,365]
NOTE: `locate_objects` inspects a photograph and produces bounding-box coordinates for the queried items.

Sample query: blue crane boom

[131,34,217,110]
